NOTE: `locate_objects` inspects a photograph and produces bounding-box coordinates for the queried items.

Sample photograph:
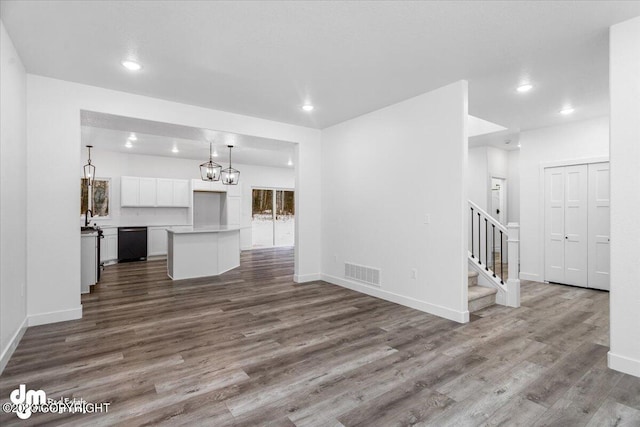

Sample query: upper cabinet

[121,176,190,208]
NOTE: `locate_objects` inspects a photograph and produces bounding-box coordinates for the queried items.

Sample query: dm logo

[10,384,46,420]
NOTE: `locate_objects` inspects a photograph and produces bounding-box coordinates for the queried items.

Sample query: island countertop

[166,225,242,235]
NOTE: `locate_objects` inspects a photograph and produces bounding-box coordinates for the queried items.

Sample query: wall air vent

[344,262,381,287]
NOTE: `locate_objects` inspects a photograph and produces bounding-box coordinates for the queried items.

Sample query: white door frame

[538,156,609,283]
[488,174,507,225]
[251,186,295,248]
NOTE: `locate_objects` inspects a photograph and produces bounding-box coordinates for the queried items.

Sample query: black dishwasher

[118,227,148,262]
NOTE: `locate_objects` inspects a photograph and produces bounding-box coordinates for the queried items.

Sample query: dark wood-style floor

[1,248,639,426]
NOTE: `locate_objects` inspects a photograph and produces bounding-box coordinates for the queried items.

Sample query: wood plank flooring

[1,247,639,426]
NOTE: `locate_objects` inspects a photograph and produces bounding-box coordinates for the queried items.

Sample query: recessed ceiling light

[128,133,137,141]
[516,84,533,93]
[172,147,179,153]
[302,104,314,112]
[287,159,293,166]
[121,60,142,71]
[517,143,522,148]
[560,107,575,115]
[125,141,133,148]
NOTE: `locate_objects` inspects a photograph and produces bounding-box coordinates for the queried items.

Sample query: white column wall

[0,21,28,372]
[608,16,640,378]
[321,81,469,322]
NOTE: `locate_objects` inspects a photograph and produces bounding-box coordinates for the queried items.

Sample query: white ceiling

[3,1,640,139]
[80,111,296,168]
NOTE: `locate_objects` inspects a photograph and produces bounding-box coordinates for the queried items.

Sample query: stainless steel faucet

[84,209,93,227]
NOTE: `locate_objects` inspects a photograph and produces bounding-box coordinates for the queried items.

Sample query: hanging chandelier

[83,145,96,185]
[221,145,240,185]
[200,142,222,181]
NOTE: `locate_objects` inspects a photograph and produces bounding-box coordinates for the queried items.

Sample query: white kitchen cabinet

[173,179,190,207]
[81,233,98,293]
[121,176,156,207]
[122,176,189,208]
[120,176,140,207]
[100,228,118,263]
[156,178,174,206]
[148,227,168,256]
[139,178,157,206]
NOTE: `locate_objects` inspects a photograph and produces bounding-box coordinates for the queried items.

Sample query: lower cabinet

[100,228,118,263]
[148,227,168,256]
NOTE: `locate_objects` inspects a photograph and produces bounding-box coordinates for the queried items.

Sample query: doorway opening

[490,177,507,225]
[252,188,295,248]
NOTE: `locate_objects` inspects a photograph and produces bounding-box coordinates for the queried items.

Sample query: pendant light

[83,145,96,184]
[221,145,240,185]
[200,142,222,181]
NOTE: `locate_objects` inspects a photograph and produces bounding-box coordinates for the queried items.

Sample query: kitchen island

[166,226,241,280]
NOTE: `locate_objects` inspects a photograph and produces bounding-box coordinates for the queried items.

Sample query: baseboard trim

[321,274,469,323]
[0,317,28,375]
[28,306,83,327]
[293,273,322,283]
[608,351,640,377]
[519,272,540,282]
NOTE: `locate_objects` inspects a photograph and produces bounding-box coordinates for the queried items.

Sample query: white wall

[26,75,321,326]
[0,21,28,372]
[468,147,488,209]
[321,81,469,323]
[87,148,294,249]
[609,16,640,378]
[467,146,508,213]
[507,150,520,223]
[518,116,609,281]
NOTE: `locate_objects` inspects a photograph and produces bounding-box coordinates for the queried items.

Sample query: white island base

[167,226,241,280]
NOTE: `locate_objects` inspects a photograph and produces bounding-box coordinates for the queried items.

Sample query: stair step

[468,285,497,313]
[468,270,479,287]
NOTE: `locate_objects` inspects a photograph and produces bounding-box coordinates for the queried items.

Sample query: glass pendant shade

[83,145,96,184]
[221,145,240,185]
[200,143,221,181]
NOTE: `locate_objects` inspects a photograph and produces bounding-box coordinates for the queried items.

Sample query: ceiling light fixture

[83,145,96,215]
[560,107,575,115]
[128,133,138,141]
[172,147,179,153]
[200,142,222,181]
[516,84,533,93]
[83,145,96,183]
[302,104,314,112]
[287,159,293,166]
[221,145,240,185]
[121,60,142,71]
[125,141,133,148]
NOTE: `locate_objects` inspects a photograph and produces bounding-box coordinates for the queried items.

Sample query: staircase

[468,270,497,312]
[468,200,521,310]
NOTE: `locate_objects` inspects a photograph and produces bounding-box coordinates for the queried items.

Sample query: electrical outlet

[411,268,418,279]
[424,214,431,224]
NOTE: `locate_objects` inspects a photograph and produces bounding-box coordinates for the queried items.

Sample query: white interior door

[563,164,588,286]
[588,163,610,290]
[545,167,566,283]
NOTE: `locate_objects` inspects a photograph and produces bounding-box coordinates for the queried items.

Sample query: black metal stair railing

[469,201,507,285]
